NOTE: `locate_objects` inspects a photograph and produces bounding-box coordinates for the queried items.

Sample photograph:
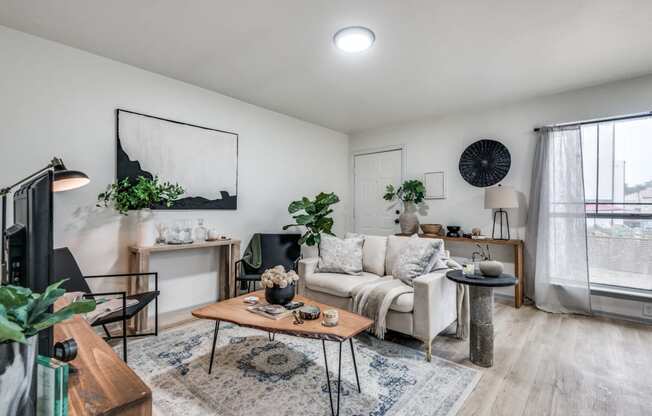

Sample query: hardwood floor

[428,299,652,416]
[143,298,652,415]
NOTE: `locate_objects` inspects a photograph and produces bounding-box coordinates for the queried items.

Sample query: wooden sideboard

[54,299,152,415]
[128,239,241,331]
[399,233,525,308]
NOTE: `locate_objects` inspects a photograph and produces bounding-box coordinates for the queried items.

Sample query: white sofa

[298,234,458,361]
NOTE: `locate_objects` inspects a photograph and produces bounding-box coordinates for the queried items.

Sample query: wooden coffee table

[192,291,373,416]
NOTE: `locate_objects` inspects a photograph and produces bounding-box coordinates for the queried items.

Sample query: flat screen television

[6,171,54,356]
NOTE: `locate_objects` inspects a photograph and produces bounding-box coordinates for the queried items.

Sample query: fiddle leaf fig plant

[97,175,185,215]
[383,179,426,205]
[283,192,340,246]
[0,280,96,344]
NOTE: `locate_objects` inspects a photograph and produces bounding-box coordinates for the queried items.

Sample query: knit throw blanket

[352,277,413,339]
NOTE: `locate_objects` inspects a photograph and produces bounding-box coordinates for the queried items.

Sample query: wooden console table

[128,239,241,331]
[399,233,525,308]
[54,299,152,415]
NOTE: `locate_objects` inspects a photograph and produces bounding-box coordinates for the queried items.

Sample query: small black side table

[446,269,517,367]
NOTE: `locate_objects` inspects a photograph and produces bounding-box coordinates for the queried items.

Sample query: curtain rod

[533,111,652,132]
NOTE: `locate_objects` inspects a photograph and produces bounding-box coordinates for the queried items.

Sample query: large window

[581,117,652,291]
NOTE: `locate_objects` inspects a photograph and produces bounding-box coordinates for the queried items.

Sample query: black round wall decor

[458,139,511,187]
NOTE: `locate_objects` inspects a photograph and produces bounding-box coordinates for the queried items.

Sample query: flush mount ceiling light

[333,26,375,53]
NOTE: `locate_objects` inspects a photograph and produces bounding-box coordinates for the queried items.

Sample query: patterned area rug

[118,319,480,416]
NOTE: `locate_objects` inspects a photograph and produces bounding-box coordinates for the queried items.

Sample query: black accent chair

[53,247,159,362]
[235,234,302,294]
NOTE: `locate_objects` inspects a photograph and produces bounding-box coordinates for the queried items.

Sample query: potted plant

[282,192,340,247]
[0,280,95,416]
[383,179,426,234]
[97,175,184,246]
[260,265,299,305]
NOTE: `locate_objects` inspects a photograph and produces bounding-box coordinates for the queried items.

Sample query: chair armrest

[83,273,159,295]
[412,270,458,343]
[83,272,156,279]
[297,258,318,294]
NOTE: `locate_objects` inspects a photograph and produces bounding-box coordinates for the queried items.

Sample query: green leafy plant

[282,192,340,246]
[97,176,185,215]
[0,280,96,344]
[383,179,426,205]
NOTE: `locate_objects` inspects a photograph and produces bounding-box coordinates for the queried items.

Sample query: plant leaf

[0,314,26,344]
[26,280,67,325]
[293,214,314,225]
[30,299,96,333]
[288,200,305,214]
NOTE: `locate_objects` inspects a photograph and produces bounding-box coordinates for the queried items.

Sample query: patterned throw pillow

[317,234,364,275]
[392,234,442,285]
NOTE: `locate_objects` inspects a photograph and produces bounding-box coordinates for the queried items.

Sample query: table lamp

[484,184,518,240]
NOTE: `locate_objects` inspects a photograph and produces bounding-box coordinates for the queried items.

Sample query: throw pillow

[426,238,448,272]
[385,235,411,276]
[318,234,364,275]
[392,234,441,285]
[345,233,387,276]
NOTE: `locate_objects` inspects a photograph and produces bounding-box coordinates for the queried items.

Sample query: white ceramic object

[136,209,157,247]
[207,229,221,241]
[323,309,339,327]
[399,202,420,234]
[479,260,504,277]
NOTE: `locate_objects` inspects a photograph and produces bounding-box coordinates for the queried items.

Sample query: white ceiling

[2,0,652,133]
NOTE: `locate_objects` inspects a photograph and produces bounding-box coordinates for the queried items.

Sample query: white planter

[136,209,157,247]
[399,202,420,235]
[0,336,37,416]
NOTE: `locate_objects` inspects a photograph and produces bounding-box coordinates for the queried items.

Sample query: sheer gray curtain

[525,126,592,314]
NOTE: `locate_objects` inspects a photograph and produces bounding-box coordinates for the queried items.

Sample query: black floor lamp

[484,184,519,240]
[1,157,90,281]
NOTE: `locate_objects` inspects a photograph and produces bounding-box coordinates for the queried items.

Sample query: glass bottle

[194,218,208,242]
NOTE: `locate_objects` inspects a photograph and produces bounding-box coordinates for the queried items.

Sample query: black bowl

[447,225,461,232]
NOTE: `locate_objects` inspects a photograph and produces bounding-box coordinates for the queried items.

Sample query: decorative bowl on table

[261,265,299,305]
[446,225,462,237]
[479,260,504,277]
[420,224,443,235]
[299,305,321,320]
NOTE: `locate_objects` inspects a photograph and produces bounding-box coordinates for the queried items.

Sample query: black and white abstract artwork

[116,109,238,209]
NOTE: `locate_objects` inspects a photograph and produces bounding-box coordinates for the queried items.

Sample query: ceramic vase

[0,336,37,416]
[480,260,504,277]
[136,209,157,247]
[265,284,295,305]
[399,202,420,234]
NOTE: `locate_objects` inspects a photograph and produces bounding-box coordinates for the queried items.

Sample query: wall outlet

[643,303,652,317]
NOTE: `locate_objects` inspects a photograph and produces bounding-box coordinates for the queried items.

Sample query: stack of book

[37,355,69,416]
[246,304,293,320]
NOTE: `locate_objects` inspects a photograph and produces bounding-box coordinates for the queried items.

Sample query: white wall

[0,26,349,315]
[350,74,652,317]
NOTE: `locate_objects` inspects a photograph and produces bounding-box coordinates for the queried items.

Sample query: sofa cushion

[317,234,364,275]
[305,271,380,298]
[390,292,414,313]
[385,235,411,275]
[392,234,441,286]
[346,233,387,276]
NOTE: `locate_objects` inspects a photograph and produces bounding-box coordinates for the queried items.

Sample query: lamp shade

[51,158,90,192]
[484,185,518,209]
[53,170,90,192]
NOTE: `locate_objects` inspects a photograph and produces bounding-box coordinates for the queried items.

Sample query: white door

[354,149,403,235]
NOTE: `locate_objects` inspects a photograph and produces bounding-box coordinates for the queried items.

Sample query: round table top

[446,269,517,287]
